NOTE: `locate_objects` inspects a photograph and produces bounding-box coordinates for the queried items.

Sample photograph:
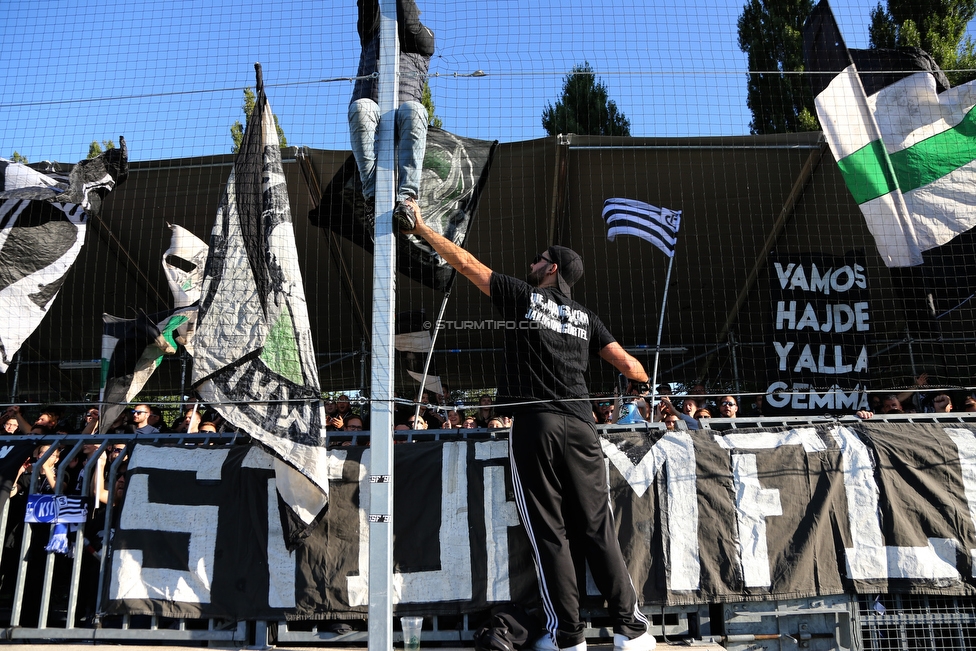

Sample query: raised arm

[599,342,648,383]
[397,0,435,55]
[895,372,927,409]
[357,0,380,46]
[402,198,493,295]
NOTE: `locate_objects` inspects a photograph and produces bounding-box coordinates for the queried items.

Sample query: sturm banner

[109,422,976,620]
[765,250,871,415]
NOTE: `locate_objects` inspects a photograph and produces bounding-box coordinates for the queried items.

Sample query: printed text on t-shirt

[525,292,589,340]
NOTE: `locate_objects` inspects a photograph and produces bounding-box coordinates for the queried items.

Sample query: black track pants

[509,410,647,648]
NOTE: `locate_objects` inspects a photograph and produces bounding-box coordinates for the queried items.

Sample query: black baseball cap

[547,245,583,297]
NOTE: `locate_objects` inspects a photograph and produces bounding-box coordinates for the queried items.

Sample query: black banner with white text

[766,251,871,415]
[109,422,976,619]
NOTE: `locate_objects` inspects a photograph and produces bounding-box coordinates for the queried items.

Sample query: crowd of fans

[587,374,976,431]
[0,401,236,627]
[3,373,974,445]
[1,403,228,439]
[324,390,512,434]
[313,377,976,437]
[0,414,120,625]
[590,382,732,431]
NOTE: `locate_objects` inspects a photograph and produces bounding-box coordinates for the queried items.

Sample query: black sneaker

[358,193,376,232]
[393,200,416,231]
[361,201,375,232]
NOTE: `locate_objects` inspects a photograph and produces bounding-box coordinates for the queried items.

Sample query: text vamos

[766,254,870,414]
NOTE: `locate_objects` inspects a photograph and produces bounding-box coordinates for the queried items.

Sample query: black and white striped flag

[0,141,128,372]
[54,495,90,523]
[603,198,681,258]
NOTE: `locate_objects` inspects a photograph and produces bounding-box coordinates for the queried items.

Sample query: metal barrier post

[9,440,62,627]
[0,486,9,578]
[94,439,133,618]
[65,439,110,628]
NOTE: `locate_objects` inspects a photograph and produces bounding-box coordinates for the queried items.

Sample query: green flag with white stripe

[803,0,976,267]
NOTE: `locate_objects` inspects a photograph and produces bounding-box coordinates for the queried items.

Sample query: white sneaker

[526,635,558,651]
[613,632,656,651]
[526,636,586,651]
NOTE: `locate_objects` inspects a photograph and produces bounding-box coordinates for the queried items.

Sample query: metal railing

[0,431,247,645]
[1,420,975,648]
[857,594,976,651]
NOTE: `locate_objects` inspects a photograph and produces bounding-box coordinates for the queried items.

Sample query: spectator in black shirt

[403,200,656,651]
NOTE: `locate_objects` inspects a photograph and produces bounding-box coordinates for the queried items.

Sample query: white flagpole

[368,3,398,651]
[649,252,676,410]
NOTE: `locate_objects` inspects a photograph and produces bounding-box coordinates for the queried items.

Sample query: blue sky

[1,0,973,163]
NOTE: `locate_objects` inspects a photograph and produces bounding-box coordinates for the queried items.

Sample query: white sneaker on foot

[527,635,586,651]
[613,631,656,651]
[525,634,558,651]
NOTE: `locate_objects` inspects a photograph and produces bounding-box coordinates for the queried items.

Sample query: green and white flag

[803,0,976,267]
[161,223,207,356]
[99,308,191,433]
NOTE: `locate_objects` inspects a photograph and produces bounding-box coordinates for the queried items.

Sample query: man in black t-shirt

[403,199,656,651]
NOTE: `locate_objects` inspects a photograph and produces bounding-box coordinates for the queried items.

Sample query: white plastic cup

[400,616,423,651]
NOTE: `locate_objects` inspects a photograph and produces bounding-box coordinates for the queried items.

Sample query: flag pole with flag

[191,63,329,547]
[803,0,976,268]
[99,222,207,432]
[603,198,682,403]
[395,303,449,428]
[98,308,191,432]
[161,222,209,356]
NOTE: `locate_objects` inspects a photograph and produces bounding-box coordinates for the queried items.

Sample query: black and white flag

[191,65,328,548]
[310,128,498,292]
[395,310,443,396]
[161,223,208,356]
[0,141,128,371]
[109,422,976,620]
[603,197,681,258]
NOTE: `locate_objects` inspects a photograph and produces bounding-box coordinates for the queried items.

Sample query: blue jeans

[348,98,428,203]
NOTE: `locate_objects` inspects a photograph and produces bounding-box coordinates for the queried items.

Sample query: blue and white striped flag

[603,198,681,258]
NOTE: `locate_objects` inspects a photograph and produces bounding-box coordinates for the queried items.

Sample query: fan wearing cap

[401,199,655,651]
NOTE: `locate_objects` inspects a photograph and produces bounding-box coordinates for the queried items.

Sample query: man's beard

[526,266,547,286]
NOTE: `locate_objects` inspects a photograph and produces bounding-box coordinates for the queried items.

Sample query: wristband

[628,380,650,394]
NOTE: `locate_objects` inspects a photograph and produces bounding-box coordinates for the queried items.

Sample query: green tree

[87,139,116,159]
[10,151,28,164]
[868,0,976,85]
[737,0,819,134]
[231,87,288,153]
[422,82,443,128]
[542,62,631,136]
